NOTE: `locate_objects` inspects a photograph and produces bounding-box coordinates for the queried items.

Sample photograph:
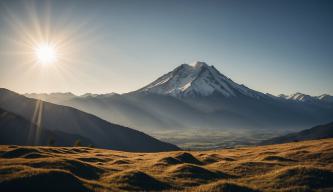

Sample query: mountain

[21,62,333,148]
[278,92,333,104]
[286,92,317,102]
[0,108,93,146]
[317,94,333,103]
[0,88,179,152]
[129,62,332,130]
[81,93,118,98]
[135,61,266,99]
[24,92,76,104]
[260,121,333,145]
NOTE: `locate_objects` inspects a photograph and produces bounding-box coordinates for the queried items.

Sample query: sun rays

[28,99,44,145]
[0,0,104,94]
[0,1,103,136]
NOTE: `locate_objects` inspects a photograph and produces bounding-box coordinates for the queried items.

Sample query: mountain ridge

[260,121,333,145]
[23,62,332,103]
[0,88,179,152]
[0,107,94,146]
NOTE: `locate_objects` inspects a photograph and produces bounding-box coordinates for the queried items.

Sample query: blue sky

[0,0,332,95]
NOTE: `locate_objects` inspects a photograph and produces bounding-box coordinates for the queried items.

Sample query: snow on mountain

[317,94,333,103]
[136,61,266,99]
[287,93,316,102]
[278,93,333,103]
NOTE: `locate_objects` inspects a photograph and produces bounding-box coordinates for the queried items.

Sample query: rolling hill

[0,138,332,191]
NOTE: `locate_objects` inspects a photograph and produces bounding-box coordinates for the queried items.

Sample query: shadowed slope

[191,181,260,192]
[0,88,179,152]
[0,108,94,146]
[174,152,203,165]
[261,121,333,145]
[0,169,92,192]
[106,170,170,191]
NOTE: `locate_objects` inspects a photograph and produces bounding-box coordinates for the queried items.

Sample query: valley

[21,62,333,150]
[150,129,280,150]
[1,1,333,191]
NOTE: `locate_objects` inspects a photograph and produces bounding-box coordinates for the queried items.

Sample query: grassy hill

[0,138,332,191]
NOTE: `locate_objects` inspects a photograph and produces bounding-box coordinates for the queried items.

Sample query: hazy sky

[0,0,332,95]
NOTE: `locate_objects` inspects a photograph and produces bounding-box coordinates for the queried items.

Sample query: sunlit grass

[0,139,332,191]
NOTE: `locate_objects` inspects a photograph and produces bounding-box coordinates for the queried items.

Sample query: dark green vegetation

[0,139,332,191]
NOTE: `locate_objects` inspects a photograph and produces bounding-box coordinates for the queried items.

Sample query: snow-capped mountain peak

[191,61,208,68]
[317,94,333,103]
[280,92,333,103]
[135,61,265,99]
[287,92,313,102]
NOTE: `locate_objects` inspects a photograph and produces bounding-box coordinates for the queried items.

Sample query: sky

[0,0,332,96]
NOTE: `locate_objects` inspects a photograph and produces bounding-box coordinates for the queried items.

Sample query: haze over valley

[23,61,333,149]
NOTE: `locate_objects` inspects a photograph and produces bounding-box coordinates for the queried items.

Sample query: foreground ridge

[0,138,332,191]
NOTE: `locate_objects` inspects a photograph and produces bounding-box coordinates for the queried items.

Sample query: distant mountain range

[0,88,179,152]
[23,61,333,134]
[278,92,333,104]
[260,121,333,145]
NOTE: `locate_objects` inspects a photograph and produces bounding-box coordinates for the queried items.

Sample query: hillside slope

[0,108,94,146]
[0,88,179,152]
[260,121,333,145]
[0,138,332,191]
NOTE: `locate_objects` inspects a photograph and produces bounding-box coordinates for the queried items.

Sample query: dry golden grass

[0,138,333,191]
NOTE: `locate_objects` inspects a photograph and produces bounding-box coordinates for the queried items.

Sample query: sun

[34,43,58,65]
